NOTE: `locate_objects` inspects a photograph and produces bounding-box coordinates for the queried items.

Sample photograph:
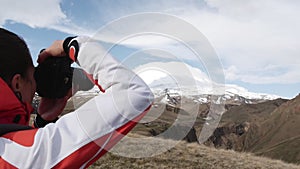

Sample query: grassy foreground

[88,134,300,169]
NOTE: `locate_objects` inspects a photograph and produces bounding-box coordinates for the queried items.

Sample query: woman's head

[0,28,36,104]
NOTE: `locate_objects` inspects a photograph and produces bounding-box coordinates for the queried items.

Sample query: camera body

[35,57,73,98]
[34,56,94,98]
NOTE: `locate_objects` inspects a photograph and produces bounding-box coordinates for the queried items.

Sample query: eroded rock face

[204,122,251,151]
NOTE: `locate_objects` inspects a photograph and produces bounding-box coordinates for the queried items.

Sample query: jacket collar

[0,78,33,125]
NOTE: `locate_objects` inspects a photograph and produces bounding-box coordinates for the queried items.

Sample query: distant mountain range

[134,61,282,101]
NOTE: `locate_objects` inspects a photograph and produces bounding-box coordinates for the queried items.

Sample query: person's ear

[10,74,22,92]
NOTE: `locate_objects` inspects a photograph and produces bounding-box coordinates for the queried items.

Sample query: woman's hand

[38,89,72,121]
[37,40,65,63]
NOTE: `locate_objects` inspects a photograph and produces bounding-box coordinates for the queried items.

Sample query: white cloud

[0,0,92,36]
[179,0,300,84]
[1,0,299,85]
[0,0,66,27]
[87,0,300,84]
[199,0,300,66]
[225,64,300,84]
[133,61,214,93]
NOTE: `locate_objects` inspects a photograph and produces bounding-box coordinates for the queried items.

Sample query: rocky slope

[204,95,300,164]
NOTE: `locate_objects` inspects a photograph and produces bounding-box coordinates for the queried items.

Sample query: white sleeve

[0,37,153,168]
[73,36,154,139]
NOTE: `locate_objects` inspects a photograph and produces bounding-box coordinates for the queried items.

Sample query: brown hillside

[204,98,287,151]
[249,94,300,163]
[89,134,300,169]
[204,95,300,164]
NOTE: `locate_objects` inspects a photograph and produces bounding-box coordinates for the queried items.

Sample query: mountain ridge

[134,62,284,101]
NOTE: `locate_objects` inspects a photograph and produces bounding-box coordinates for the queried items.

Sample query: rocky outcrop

[204,122,250,151]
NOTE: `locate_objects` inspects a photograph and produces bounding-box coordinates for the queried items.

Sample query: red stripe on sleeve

[69,46,76,62]
[52,134,110,169]
[0,157,18,169]
[85,107,150,167]
[53,105,151,168]
[94,80,105,93]
[1,129,38,147]
[84,73,105,93]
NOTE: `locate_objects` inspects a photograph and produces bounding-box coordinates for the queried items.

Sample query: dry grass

[88,134,300,169]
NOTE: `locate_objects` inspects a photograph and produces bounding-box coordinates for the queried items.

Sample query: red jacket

[0,78,33,125]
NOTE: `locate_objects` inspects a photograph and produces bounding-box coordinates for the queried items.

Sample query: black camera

[34,56,94,98]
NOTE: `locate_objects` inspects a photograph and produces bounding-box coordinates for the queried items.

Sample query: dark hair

[0,28,33,84]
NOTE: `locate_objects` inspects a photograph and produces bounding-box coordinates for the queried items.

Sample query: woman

[0,28,153,168]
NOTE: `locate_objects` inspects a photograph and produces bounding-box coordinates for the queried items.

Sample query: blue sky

[1,0,299,98]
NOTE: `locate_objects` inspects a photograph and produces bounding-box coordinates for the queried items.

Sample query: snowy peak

[134,62,281,102]
[224,84,281,100]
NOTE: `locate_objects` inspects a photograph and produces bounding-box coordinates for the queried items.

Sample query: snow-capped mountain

[134,62,281,102]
